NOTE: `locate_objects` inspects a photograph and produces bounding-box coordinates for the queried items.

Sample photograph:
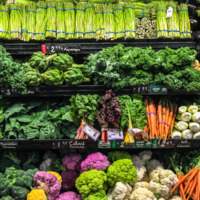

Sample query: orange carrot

[161,98,166,140]
[165,102,174,140]
[149,100,156,139]
[177,174,186,200]
[144,99,151,138]
[164,99,170,140]
[186,175,197,200]
[157,99,162,139]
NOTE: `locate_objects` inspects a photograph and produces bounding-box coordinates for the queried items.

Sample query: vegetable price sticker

[150,85,168,94]
[44,43,81,54]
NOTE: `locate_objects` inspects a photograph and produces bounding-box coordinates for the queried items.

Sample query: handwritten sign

[68,140,86,149]
[0,141,18,149]
[176,140,191,148]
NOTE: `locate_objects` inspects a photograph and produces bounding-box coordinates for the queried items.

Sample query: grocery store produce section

[2,0,200,199]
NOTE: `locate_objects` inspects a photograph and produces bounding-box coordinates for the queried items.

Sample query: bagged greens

[103,4,115,40]
[35,0,47,41]
[0,5,9,39]
[75,2,86,39]
[124,3,135,39]
[114,3,124,39]
[46,0,56,38]
[95,4,105,40]
[56,2,65,39]
[84,3,96,39]
[64,2,75,39]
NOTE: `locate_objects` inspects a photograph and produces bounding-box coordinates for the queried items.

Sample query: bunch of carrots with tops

[170,153,200,200]
[144,97,178,140]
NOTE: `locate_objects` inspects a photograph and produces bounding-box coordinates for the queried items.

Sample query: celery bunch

[64,2,75,39]
[85,3,96,39]
[0,5,9,39]
[46,0,56,38]
[35,0,47,41]
[95,4,105,40]
[56,2,65,39]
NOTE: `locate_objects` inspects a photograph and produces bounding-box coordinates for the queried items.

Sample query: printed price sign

[150,85,167,94]
[83,124,101,141]
[107,129,124,140]
[44,43,81,54]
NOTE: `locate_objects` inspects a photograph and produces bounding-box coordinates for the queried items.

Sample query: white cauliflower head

[170,196,182,200]
[124,184,132,200]
[138,151,153,164]
[149,181,170,198]
[146,159,163,173]
[107,182,128,200]
[136,165,147,182]
[133,182,150,191]
[130,188,156,200]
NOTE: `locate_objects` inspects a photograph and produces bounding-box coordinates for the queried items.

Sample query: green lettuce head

[42,69,63,86]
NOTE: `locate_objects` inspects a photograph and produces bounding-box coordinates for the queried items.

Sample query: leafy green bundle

[64,2,75,39]
[35,0,47,41]
[124,3,135,39]
[10,3,22,40]
[56,2,65,39]
[95,4,105,40]
[0,5,9,39]
[46,0,56,38]
[178,4,191,39]
[84,3,96,39]
[114,3,124,39]
[157,2,168,38]
[103,4,115,40]
[167,2,180,38]
[75,2,86,39]
[70,94,100,125]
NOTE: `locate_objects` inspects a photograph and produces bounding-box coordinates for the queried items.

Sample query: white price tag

[107,129,124,140]
[83,124,101,141]
[166,7,173,18]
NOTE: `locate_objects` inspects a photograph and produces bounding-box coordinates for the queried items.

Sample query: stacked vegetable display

[0,149,183,200]
[173,103,200,139]
[0,1,191,40]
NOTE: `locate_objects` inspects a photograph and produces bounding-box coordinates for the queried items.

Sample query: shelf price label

[158,140,176,148]
[116,141,135,148]
[0,141,18,149]
[150,85,167,94]
[44,43,81,54]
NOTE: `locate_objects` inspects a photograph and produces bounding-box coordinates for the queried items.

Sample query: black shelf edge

[0,139,199,149]
[1,85,199,97]
[1,39,196,55]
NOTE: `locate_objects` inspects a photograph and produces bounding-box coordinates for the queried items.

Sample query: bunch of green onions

[134,8,150,18]
[103,4,115,40]
[10,3,22,40]
[114,3,124,39]
[46,0,56,38]
[0,5,9,39]
[95,4,105,40]
[35,0,47,41]
[178,4,191,39]
[157,2,168,38]
[85,3,96,39]
[64,2,75,39]
[56,2,65,39]
[27,2,37,41]
[124,3,135,39]
[167,2,180,38]
[21,4,28,41]
[75,2,86,39]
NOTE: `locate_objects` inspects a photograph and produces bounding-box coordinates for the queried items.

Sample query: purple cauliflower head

[61,170,79,191]
[62,153,82,171]
[81,152,110,171]
[34,171,61,200]
[56,191,82,200]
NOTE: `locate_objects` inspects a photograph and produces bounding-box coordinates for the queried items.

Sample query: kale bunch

[97,90,121,128]
[0,45,27,94]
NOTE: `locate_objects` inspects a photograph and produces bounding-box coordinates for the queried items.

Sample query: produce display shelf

[0,139,199,150]
[1,39,196,55]
[1,85,199,97]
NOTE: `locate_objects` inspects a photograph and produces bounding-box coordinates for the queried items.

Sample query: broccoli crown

[0,196,14,200]
[107,159,137,187]
[75,169,107,199]
[84,190,108,200]
[107,151,131,162]
[10,186,30,200]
